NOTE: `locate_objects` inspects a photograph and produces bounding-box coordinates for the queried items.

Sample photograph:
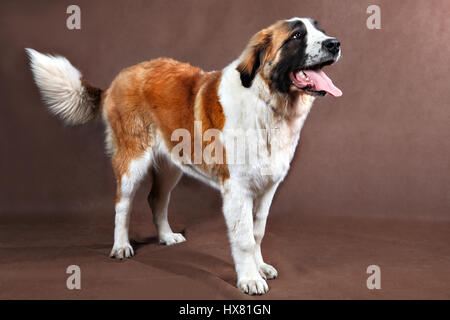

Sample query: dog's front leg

[253,183,280,280]
[222,182,268,295]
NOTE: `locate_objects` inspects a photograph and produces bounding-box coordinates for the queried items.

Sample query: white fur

[211,19,326,293]
[110,150,152,259]
[26,48,95,125]
[215,58,315,294]
[109,145,186,258]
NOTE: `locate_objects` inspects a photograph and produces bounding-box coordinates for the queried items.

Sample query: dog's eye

[292,32,302,39]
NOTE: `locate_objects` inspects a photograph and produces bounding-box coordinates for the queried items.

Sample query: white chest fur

[219,61,314,193]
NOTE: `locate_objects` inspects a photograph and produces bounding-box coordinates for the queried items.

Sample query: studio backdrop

[0,0,449,299]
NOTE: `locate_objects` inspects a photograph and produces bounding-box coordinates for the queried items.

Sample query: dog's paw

[258,263,278,280]
[159,232,186,246]
[237,277,269,295]
[109,243,134,260]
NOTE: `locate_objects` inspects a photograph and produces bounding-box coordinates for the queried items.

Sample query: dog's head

[237,17,342,97]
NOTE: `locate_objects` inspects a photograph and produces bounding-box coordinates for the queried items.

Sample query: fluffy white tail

[26,48,102,125]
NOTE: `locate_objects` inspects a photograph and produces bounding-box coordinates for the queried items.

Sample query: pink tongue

[303,69,342,97]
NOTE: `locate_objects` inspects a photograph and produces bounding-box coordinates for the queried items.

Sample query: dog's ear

[236,29,272,88]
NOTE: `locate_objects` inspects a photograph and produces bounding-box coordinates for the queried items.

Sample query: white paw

[258,263,278,280]
[237,277,269,295]
[159,232,186,246]
[109,243,134,259]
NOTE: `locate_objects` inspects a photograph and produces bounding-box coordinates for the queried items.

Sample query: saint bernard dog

[27,17,342,295]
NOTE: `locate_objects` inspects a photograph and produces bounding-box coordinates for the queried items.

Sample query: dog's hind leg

[109,149,153,259]
[147,157,185,245]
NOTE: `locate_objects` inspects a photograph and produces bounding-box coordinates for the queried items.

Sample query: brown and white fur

[27,17,341,295]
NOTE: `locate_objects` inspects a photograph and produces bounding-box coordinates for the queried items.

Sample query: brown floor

[0,213,449,299]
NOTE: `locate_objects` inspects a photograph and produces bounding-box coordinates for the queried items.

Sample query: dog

[27,17,341,295]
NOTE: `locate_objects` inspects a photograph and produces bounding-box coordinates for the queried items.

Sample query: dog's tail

[26,48,102,125]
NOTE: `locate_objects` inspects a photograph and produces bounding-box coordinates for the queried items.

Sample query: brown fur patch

[103,63,156,200]
[81,78,102,112]
[194,71,230,183]
[236,20,292,89]
[196,71,226,131]
[103,58,229,194]
[236,28,273,87]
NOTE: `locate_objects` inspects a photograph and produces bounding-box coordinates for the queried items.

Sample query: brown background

[0,0,449,299]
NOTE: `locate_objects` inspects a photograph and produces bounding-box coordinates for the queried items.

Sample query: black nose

[323,38,340,55]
